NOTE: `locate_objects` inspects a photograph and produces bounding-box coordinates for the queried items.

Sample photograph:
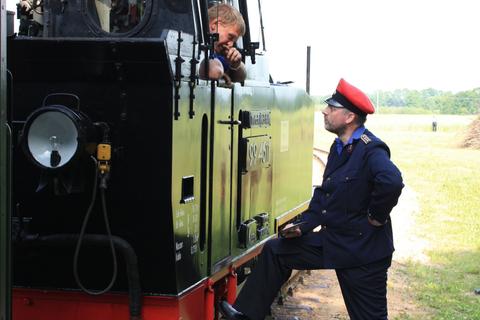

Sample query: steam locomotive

[6,1,315,319]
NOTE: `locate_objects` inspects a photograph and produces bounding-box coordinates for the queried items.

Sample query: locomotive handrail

[217,119,241,125]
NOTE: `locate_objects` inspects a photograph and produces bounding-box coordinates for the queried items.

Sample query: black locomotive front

[8,1,315,319]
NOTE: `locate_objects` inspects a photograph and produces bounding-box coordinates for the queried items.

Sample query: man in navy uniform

[220,79,404,320]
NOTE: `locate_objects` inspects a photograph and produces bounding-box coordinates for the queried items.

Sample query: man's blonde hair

[208,3,246,36]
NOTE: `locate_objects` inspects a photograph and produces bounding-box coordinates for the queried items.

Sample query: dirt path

[270,186,431,320]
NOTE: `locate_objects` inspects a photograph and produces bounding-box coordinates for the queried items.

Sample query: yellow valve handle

[97,143,111,161]
[97,144,111,174]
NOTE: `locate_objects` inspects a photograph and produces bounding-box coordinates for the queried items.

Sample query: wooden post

[306,46,311,95]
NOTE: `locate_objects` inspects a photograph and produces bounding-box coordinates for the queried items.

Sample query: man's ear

[345,112,356,125]
[209,19,219,32]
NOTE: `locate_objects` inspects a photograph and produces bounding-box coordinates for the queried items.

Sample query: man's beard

[324,121,346,136]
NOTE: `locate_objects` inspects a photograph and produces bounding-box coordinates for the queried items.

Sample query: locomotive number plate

[241,135,272,173]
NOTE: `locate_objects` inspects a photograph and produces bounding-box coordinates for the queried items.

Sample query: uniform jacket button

[322,210,327,214]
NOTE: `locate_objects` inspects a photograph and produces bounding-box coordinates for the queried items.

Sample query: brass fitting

[97,143,111,174]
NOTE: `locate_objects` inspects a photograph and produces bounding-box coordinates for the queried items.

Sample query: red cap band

[328,79,375,115]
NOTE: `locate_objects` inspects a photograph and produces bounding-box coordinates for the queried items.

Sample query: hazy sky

[261,0,480,95]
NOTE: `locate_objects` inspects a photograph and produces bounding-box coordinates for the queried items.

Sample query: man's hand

[368,216,384,227]
[198,58,224,80]
[222,46,243,70]
[20,0,33,10]
[280,223,303,238]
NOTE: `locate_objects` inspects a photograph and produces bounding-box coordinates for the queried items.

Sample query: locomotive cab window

[90,0,147,33]
[239,0,269,83]
[243,0,264,52]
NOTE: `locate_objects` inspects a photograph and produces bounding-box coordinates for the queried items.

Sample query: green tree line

[314,88,480,115]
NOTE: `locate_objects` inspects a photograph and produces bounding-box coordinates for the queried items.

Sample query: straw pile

[462,115,480,149]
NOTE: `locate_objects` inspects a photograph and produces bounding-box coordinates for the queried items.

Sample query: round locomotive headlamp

[23,105,93,170]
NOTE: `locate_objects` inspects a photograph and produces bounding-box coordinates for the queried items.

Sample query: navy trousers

[234,237,392,320]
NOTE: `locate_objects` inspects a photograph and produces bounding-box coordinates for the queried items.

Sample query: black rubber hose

[30,234,142,319]
[73,157,118,296]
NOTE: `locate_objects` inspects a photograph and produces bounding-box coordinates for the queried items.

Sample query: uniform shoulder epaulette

[360,134,371,144]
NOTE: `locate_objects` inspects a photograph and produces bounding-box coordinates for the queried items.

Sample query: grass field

[314,113,480,320]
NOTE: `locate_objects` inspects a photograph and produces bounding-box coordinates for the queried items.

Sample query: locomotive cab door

[208,0,273,271]
[234,0,274,253]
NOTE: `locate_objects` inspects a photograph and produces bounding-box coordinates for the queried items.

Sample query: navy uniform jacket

[299,128,404,268]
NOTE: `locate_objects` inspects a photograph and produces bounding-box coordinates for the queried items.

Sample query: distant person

[199,3,246,83]
[432,117,438,132]
[220,79,404,320]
